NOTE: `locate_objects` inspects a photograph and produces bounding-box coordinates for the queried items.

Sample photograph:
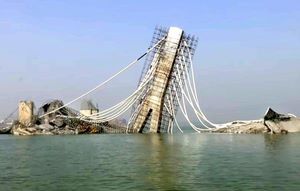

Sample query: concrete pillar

[19,101,34,126]
[132,27,183,133]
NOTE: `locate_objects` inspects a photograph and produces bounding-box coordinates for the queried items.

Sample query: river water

[0,133,300,191]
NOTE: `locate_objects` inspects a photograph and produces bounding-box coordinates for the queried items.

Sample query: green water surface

[0,133,300,190]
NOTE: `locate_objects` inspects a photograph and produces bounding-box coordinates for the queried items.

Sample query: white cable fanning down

[175,67,212,131]
[163,101,172,133]
[184,41,218,127]
[177,57,212,129]
[167,87,183,133]
[82,54,159,120]
[81,87,145,123]
[82,77,148,118]
[172,80,200,133]
[82,95,136,121]
[177,57,213,129]
[85,98,136,122]
[86,78,150,118]
[180,46,210,122]
[80,75,153,122]
[39,37,166,118]
[126,102,142,132]
[73,94,136,122]
[86,88,143,121]
[93,85,151,122]
[182,41,220,128]
[126,87,151,132]
[168,93,175,134]
[164,95,182,133]
[173,70,201,131]
[172,66,203,131]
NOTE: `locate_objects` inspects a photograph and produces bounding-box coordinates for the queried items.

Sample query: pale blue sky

[0,0,299,123]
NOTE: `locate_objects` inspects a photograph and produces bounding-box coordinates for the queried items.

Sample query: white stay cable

[182,42,208,118]
[163,94,181,133]
[84,95,136,121]
[182,89,205,132]
[180,50,203,116]
[168,86,184,133]
[89,64,156,119]
[183,41,200,105]
[166,94,174,133]
[85,78,148,118]
[82,75,153,122]
[169,95,176,134]
[182,41,220,128]
[172,82,200,133]
[177,58,212,129]
[79,98,135,122]
[125,88,151,132]
[91,98,136,122]
[173,69,204,131]
[167,119,171,134]
[177,57,214,129]
[174,64,212,130]
[126,100,144,133]
[88,90,137,117]
[81,87,145,123]
[39,37,166,118]
[92,84,147,120]
[80,84,142,119]
[163,102,173,134]
[84,47,160,120]
[180,48,210,122]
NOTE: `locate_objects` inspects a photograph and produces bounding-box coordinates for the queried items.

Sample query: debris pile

[2,100,299,135]
[0,123,12,134]
[7,100,126,135]
[214,108,300,134]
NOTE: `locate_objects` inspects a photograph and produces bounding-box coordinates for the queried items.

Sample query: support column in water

[131,27,183,133]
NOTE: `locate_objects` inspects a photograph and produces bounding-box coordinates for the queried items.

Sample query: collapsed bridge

[6,26,299,135]
[36,26,219,133]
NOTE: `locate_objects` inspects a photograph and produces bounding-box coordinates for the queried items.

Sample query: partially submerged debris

[0,122,12,134]
[8,99,127,135]
[2,99,299,135]
[36,100,78,124]
[214,120,267,134]
[264,107,291,121]
[264,108,300,133]
[214,108,300,134]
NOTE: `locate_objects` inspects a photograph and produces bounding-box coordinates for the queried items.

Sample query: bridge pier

[19,101,34,126]
[131,27,183,133]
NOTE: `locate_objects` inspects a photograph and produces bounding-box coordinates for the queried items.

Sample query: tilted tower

[129,26,198,133]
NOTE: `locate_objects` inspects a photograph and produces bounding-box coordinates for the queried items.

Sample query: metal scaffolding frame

[129,26,198,133]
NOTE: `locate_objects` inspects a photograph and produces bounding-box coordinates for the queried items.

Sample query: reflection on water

[264,134,285,148]
[0,133,300,190]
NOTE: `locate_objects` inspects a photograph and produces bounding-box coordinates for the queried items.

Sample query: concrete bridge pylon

[130,27,197,133]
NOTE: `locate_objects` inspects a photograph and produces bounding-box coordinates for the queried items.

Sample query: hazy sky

[0,0,299,124]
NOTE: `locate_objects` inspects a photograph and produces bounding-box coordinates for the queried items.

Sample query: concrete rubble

[0,100,126,135]
[214,108,300,134]
[1,101,299,135]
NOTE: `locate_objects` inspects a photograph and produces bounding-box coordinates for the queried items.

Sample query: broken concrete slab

[214,108,300,134]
